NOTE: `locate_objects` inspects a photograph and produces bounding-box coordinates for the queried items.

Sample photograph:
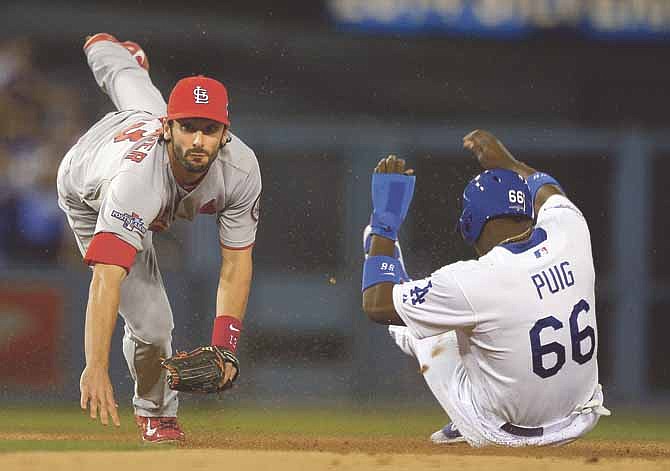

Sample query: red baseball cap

[166,76,230,126]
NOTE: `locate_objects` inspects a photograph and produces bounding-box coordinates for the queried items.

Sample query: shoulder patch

[402,279,433,305]
[111,210,147,235]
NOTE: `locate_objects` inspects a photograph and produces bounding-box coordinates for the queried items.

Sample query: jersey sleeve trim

[84,232,137,271]
[220,242,255,251]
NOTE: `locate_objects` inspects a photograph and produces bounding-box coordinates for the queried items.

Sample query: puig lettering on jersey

[531,261,575,300]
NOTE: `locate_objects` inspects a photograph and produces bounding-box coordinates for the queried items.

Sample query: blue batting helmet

[458,168,532,245]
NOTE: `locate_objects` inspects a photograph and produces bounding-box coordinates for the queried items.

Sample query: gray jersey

[58,38,262,254]
[56,36,261,420]
[58,110,261,252]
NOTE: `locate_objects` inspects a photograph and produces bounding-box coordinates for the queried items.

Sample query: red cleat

[83,33,150,71]
[135,415,186,443]
[120,41,150,71]
[83,33,119,49]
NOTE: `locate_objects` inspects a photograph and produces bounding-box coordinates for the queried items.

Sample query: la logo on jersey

[402,279,433,306]
[193,86,209,104]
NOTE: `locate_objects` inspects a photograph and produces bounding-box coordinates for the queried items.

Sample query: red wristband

[211,315,242,353]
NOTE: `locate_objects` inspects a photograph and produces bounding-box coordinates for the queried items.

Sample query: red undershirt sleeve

[84,232,138,272]
[220,242,254,251]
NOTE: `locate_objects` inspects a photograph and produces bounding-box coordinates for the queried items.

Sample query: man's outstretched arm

[362,155,414,325]
[462,129,565,214]
[79,263,125,427]
[158,245,253,395]
[213,245,253,383]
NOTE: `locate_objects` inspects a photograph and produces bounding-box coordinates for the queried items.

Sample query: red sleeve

[84,232,137,271]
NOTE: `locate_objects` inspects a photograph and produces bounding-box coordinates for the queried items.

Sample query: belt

[500,422,543,437]
[499,385,610,439]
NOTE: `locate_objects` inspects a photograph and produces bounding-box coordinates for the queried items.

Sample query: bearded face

[167,118,227,174]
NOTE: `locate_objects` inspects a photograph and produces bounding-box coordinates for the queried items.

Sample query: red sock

[211,315,242,353]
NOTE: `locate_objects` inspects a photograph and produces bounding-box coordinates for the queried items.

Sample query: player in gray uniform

[56,33,261,442]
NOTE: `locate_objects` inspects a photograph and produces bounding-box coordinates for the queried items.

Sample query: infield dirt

[1,433,669,471]
[2,407,669,470]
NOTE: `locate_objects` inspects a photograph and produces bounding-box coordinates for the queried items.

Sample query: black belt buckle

[501,422,544,437]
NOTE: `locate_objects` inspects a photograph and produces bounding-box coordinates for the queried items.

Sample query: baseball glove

[161,346,239,393]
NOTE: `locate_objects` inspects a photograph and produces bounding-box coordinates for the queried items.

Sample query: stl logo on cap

[167,76,230,125]
[193,86,209,104]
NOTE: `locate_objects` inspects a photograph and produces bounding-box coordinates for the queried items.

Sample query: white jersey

[393,195,601,430]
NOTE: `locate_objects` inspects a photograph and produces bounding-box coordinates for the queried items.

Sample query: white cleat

[430,422,467,444]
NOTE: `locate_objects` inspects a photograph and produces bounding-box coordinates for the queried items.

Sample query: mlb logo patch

[534,246,549,258]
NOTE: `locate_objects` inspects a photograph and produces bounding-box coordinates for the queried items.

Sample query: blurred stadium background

[1,0,669,414]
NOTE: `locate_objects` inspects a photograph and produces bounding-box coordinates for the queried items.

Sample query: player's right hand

[374,154,415,176]
[79,365,121,427]
[463,129,519,170]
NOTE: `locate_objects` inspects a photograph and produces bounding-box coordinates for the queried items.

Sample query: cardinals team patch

[111,210,147,235]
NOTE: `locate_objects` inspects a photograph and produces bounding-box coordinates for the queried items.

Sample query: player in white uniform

[361,130,609,447]
[56,34,261,442]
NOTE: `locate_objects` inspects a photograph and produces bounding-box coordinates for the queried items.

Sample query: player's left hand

[463,129,519,170]
[222,362,238,386]
[161,346,239,394]
[374,154,415,176]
